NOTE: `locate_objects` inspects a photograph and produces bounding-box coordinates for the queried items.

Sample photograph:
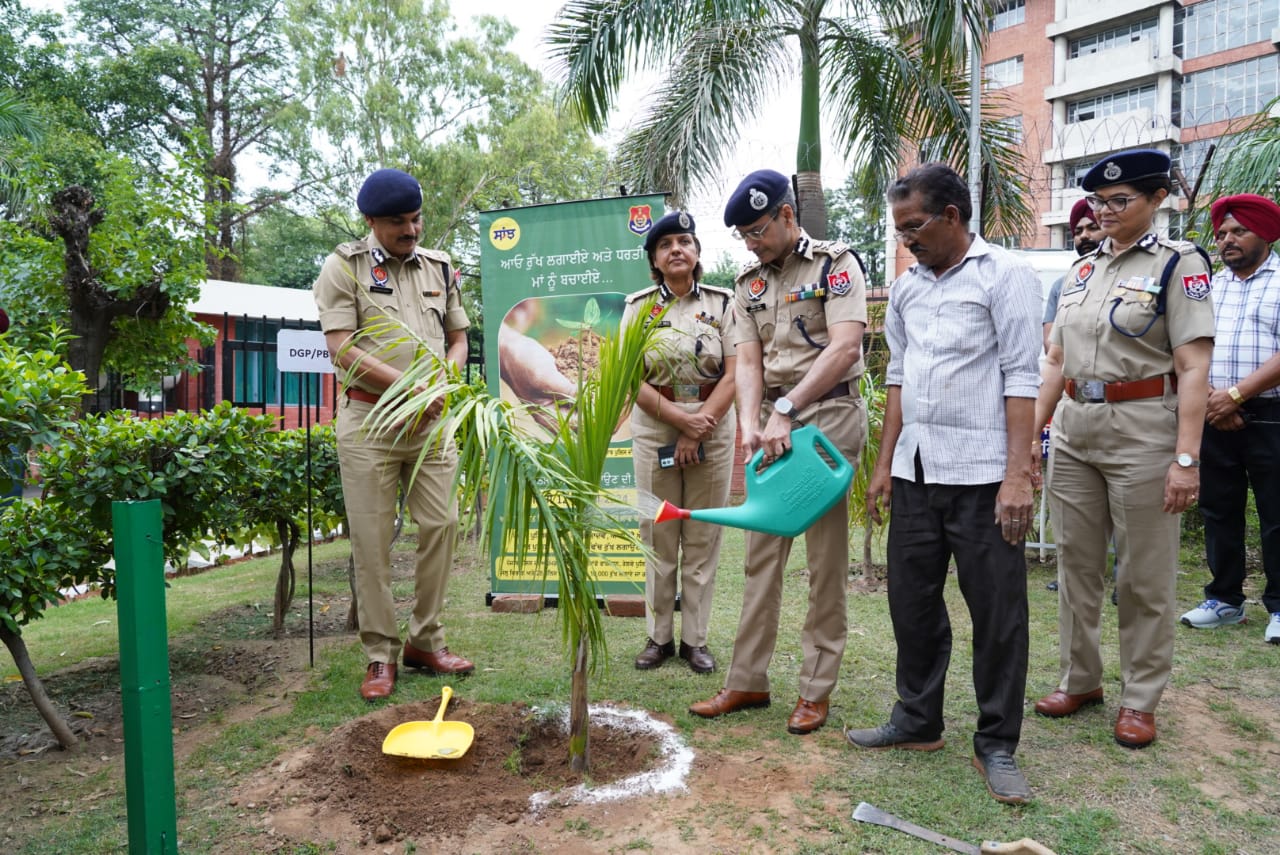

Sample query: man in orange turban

[1180,193,1280,644]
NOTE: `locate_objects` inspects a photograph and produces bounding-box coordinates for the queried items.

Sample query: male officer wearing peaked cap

[313,167,475,701]
[689,169,868,735]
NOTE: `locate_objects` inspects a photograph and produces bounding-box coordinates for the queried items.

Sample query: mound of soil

[245,697,659,850]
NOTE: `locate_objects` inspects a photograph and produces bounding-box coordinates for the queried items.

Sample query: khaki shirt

[313,235,470,392]
[1051,233,1215,381]
[731,231,867,387]
[621,281,736,387]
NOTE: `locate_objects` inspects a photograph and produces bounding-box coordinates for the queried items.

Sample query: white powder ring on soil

[528,704,693,812]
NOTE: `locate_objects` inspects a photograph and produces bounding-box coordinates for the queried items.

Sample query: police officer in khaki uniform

[1032,149,1215,748]
[623,211,737,674]
[313,168,475,701]
[690,170,867,735]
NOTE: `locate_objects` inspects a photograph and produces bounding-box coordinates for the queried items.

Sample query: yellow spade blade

[381,685,475,759]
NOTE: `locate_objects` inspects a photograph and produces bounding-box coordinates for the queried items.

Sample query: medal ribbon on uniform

[784,283,827,303]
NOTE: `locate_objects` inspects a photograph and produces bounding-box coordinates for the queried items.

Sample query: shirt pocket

[787,302,828,349]
[1106,283,1160,338]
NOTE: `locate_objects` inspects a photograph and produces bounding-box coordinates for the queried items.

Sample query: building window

[1066,83,1157,123]
[985,55,1024,90]
[230,318,322,407]
[1064,159,1095,190]
[1069,17,1159,59]
[1176,0,1280,59]
[995,115,1024,145]
[989,0,1025,31]
[1182,56,1280,126]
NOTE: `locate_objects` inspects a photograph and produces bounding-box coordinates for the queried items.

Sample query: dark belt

[345,388,382,405]
[1064,374,1172,404]
[764,381,853,403]
[655,383,714,403]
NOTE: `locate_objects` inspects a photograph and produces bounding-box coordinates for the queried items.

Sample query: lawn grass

[3,515,1277,854]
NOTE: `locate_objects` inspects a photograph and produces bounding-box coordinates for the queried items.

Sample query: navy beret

[357,168,422,217]
[1080,149,1170,191]
[643,210,697,253]
[724,169,790,227]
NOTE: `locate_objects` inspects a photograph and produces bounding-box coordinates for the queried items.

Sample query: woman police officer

[1031,149,1214,748]
[622,211,737,674]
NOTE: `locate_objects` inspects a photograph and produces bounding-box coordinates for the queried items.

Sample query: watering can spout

[651,425,853,539]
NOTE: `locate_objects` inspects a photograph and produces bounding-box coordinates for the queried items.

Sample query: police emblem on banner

[629,205,653,236]
[827,270,851,296]
[1182,272,1211,301]
[747,278,767,300]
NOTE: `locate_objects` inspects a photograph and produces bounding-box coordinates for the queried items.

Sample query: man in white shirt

[845,163,1041,805]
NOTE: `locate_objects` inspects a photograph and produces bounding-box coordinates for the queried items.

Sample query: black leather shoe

[844,722,944,751]
[634,638,675,670]
[679,642,715,673]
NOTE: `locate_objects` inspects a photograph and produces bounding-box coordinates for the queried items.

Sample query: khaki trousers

[724,394,866,701]
[631,402,737,647]
[337,397,459,664]
[1047,398,1179,712]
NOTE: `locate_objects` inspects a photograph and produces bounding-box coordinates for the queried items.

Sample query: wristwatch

[774,396,796,417]
[1176,453,1199,468]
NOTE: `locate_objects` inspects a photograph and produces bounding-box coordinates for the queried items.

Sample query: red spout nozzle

[654,500,691,524]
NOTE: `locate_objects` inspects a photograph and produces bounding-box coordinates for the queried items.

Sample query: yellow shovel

[381,686,475,759]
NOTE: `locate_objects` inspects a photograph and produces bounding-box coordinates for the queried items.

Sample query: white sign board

[277,329,334,374]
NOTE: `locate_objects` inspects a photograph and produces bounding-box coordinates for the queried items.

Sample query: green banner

[479,195,664,597]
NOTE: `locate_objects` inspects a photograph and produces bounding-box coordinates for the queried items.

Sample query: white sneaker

[1180,599,1246,628]
[1266,613,1280,645]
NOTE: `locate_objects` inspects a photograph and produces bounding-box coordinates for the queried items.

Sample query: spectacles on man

[1084,193,1143,213]
[893,212,941,243]
[731,209,779,241]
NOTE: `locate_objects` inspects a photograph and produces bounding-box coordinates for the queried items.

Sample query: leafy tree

[0,89,44,218]
[0,156,215,410]
[699,251,742,289]
[238,203,351,290]
[825,175,885,291]
[70,0,301,280]
[1191,96,1280,235]
[549,0,1032,240]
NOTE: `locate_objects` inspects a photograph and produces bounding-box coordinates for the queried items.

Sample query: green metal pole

[113,499,179,854]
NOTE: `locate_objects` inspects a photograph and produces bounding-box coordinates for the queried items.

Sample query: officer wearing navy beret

[625,210,737,676]
[690,169,868,736]
[313,168,475,700]
[1031,148,1215,749]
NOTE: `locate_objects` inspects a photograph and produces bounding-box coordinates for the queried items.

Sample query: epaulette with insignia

[625,285,661,304]
[335,238,370,259]
[416,247,452,264]
[701,283,733,299]
[735,259,762,285]
[815,240,850,257]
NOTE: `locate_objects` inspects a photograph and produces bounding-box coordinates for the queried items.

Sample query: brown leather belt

[764,381,853,403]
[1064,374,1172,404]
[345,388,382,405]
[655,383,714,403]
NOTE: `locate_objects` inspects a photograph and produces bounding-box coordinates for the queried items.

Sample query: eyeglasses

[893,212,941,242]
[1084,193,1143,213]
[731,210,779,241]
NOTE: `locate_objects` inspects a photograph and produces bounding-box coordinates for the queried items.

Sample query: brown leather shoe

[786,697,828,735]
[634,638,675,670]
[403,642,475,675]
[1114,707,1156,749]
[678,642,715,674]
[689,688,771,719]
[360,662,396,700]
[1034,687,1104,718]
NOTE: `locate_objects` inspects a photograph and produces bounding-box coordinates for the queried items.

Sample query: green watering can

[654,424,853,537]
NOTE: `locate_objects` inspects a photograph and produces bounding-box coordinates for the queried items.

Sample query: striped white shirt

[1209,250,1280,400]
[884,236,1042,485]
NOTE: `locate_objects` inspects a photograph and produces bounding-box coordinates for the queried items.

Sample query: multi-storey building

[982,0,1279,249]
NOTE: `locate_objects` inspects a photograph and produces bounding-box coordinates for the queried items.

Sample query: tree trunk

[862,528,874,577]
[795,171,828,240]
[272,518,299,637]
[0,623,79,751]
[344,513,360,631]
[49,185,172,414]
[568,633,590,774]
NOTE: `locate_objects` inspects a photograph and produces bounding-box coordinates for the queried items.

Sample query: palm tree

[361,305,658,773]
[548,0,1032,239]
[1191,97,1280,234]
[0,89,45,219]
